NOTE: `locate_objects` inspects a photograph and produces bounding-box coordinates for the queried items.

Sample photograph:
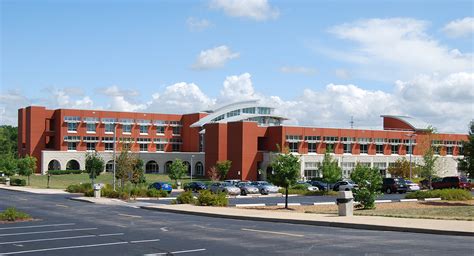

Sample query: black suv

[382,178,407,194]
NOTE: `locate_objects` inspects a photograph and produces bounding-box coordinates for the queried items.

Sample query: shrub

[146,188,168,198]
[130,187,148,198]
[10,178,26,186]
[0,207,31,221]
[100,184,119,198]
[175,191,196,204]
[290,184,308,190]
[47,170,83,175]
[0,177,7,183]
[406,189,472,201]
[196,190,228,206]
[84,189,94,197]
[66,183,92,193]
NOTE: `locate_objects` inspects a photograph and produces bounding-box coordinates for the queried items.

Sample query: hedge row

[406,189,472,201]
[47,170,83,175]
[10,178,26,186]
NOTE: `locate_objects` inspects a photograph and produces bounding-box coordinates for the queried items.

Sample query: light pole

[190,155,195,182]
[112,122,117,191]
[405,133,417,180]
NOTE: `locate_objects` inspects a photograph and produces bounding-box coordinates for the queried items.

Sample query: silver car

[236,182,260,196]
[251,181,280,195]
[209,182,241,195]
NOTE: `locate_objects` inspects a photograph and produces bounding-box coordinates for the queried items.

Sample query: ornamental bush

[47,170,83,175]
[10,178,26,186]
[146,188,168,198]
[406,189,472,201]
[175,191,196,204]
[0,207,31,221]
[196,190,228,206]
[66,183,92,193]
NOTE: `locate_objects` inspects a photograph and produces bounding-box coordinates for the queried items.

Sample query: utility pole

[190,155,195,182]
[405,133,417,179]
[113,122,117,191]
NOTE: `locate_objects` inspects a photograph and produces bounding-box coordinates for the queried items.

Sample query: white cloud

[219,73,257,102]
[187,17,212,31]
[100,85,145,111]
[324,18,473,81]
[0,90,31,125]
[210,0,279,21]
[279,66,316,75]
[192,45,240,70]
[442,17,474,38]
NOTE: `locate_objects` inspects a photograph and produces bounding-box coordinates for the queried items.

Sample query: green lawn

[15,173,208,189]
[354,206,474,221]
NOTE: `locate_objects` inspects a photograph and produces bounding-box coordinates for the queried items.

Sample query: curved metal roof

[381,115,431,131]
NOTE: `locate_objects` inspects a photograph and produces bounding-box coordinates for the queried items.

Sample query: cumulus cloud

[210,0,279,21]
[442,17,474,38]
[100,85,146,112]
[219,73,257,102]
[192,45,240,70]
[279,66,316,75]
[323,18,473,81]
[187,17,212,31]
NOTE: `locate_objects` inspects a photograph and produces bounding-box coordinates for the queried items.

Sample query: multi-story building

[18,100,467,180]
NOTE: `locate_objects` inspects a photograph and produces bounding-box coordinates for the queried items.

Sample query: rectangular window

[172,126,181,135]
[407,145,414,155]
[304,169,320,179]
[172,144,180,152]
[139,125,148,134]
[67,123,78,132]
[139,144,148,152]
[391,145,399,154]
[242,107,255,114]
[459,146,464,155]
[257,107,271,114]
[105,143,114,151]
[226,109,241,118]
[86,142,96,151]
[376,145,384,154]
[105,123,114,133]
[360,144,368,154]
[446,147,453,155]
[343,144,352,154]
[123,124,132,134]
[86,123,96,133]
[67,142,77,151]
[156,144,165,152]
[308,143,317,153]
[289,142,298,153]
[434,146,441,155]
[156,126,165,134]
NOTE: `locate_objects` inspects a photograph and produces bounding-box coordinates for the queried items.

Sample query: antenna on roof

[350,116,354,129]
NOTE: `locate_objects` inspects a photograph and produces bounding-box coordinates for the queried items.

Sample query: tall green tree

[85,152,105,186]
[130,158,146,186]
[269,152,300,209]
[419,147,438,190]
[0,125,18,157]
[387,158,420,179]
[116,150,133,188]
[168,159,187,186]
[320,151,342,190]
[17,155,36,186]
[0,154,18,177]
[350,164,382,209]
[215,160,232,180]
[458,122,473,178]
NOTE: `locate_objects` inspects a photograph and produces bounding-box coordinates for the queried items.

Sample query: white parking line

[313,202,335,205]
[276,203,301,206]
[118,213,142,218]
[235,203,266,207]
[241,228,304,237]
[0,233,126,245]
[0,241,129,255]
[0,223,75,231]
[374,200,393,203]
[129,239,160,243]
[399,199,418,202]
[0,228,97,237]
[98,233,124,237]
[144,248,207,255]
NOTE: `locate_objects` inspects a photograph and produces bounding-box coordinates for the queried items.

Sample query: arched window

[164,161,173,174]
[195,162,204,176]
[145,161,159,174]
[183,161,191,176]
[66,160,80,170]
[105,160,115,172]
[48,160,61,170]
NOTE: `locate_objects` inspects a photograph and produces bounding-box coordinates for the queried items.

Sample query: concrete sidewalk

[0,184,69,194]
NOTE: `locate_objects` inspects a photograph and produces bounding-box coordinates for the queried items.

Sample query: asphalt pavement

[1,189,473,255]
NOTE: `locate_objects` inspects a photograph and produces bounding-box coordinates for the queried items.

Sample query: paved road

[1,190,473,255]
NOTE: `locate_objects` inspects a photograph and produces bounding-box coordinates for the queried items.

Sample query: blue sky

[1,0,473,132]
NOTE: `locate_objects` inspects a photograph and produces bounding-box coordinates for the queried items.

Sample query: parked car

[250,181,280,195]
[432,176,471,190]
[236,181,260,196]
[148,182,173,194]
[295,181,319,191]
[333,180,358,191]
[183,182,207,192]
[382,178,407,194]
[224,179,241,185]
[420,177,442,189]
[209,182,241,195]
[307,180,329,191]
[403,179,420,192]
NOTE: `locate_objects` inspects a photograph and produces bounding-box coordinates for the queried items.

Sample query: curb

[230,198,443,207]
[140,206,474,237]
[69,197,95,204]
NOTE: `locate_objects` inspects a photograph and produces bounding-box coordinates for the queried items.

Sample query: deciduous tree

[269,152,300,209]
[17,155,36,186]
[168,159,187,186]
[350,164,382,209]
[85,152,104,186]
[216,160,232,180]
[458,122,473,178]
[320,151,342,191]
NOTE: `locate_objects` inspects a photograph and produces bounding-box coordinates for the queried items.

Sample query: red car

[431,176,471,190]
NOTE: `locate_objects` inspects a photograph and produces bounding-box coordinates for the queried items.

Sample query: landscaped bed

[245,200,474,221]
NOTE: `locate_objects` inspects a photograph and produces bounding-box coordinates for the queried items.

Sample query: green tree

[269,152,300,209]
[116,148,134,188]
[168,159,187,186]
[458,122,473,178]
[0,125,18,157]
[0,154,18,177]
[130,158,146,186]
[17,155,36,186]
[320,151,342,191]
[387,158,420,179]
[350,164,382,209]
[419,147,438,190]
[85,152,105,186]
[215,160,232,180]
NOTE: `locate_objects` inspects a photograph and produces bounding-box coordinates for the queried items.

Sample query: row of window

[64,116,182,126]
[288,142,462,155]
[67,142,181,152]
[286,135,419,145]
[64,136,182,144]
[67,123,181,135]
[210,107,273,122]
